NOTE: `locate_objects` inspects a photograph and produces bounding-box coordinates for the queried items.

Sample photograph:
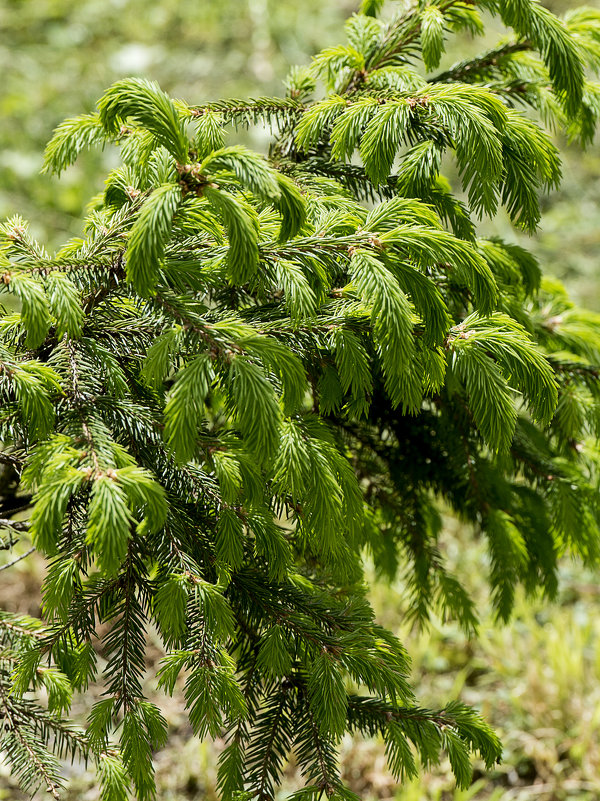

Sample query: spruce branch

[432,41,533,83]
[0,678,63,800]
[0,0,600,798]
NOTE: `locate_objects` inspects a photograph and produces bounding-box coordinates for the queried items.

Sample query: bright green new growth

[1,1,600,799]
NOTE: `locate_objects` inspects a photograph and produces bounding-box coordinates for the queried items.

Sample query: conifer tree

[2,1,600,798]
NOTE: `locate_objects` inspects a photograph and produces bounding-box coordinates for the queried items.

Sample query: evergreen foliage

[1,1,600,798]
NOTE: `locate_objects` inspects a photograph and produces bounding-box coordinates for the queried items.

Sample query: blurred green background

[1,1,600,799]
